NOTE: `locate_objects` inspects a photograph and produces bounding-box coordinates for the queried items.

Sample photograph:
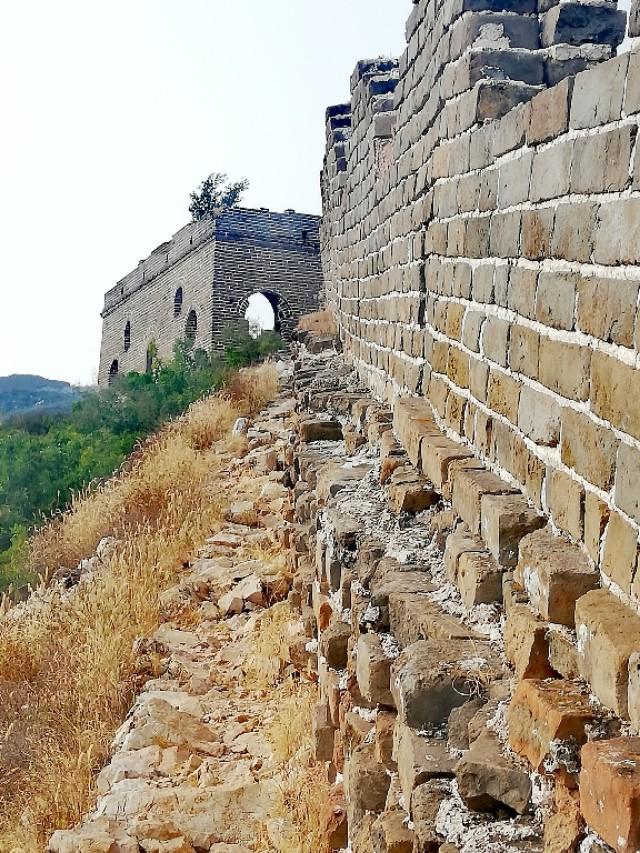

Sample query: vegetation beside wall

[0,332,282,590]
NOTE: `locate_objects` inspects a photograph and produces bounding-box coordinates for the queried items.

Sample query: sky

[0,1,408,385]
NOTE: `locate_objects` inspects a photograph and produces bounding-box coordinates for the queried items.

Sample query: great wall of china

[30,0,640,850]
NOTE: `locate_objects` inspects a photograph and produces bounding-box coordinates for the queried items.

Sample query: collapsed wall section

[320,0,640,607]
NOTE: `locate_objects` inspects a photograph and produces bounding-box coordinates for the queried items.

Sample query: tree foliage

[189,172,249,221]
[0,331,281,588]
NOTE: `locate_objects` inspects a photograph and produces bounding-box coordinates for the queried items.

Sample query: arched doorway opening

[108,360,119,384]
[244,293,276,338]
[185,310,198,342]
[238,291,293,338]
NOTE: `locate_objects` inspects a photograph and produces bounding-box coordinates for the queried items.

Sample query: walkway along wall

[320,0,640,610]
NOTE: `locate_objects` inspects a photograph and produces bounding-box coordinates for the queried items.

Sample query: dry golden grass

[296,309,337,337]
[0,364,278,852]
[246,605,332,853]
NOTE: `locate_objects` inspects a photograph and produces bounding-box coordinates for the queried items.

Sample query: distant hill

[0,375,82,419]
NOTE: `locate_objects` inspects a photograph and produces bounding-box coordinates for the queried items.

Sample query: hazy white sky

[0,1,408,384]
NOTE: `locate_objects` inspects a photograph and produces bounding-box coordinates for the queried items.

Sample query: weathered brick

[535,270,577,331]
[616,444,640,526]
[545,468,584,541]
[571,126,634,194]
[530,140,572,202]
[443,523,487,584]
[480,493,546,568]
[581,737,640,853]
[457,550,503,608]
[486,370,521,424]
[527,78,571,145]
[576,274,639,348]
[451,465,517,535]
[584,491,610,566]
[480,316,510,367]
[518,385,560,446]
[516,527,598,627]
[539,338,590,401]
[576,589,640,718]
[591,351,640,442]
[570,54,629,129]
[356,633,395,707]
[421,433,475,493]
[504,603,555,680]
[508,679,597,771]
[508,325,539,380]
[602,511,640,597]
[561,408,619,492]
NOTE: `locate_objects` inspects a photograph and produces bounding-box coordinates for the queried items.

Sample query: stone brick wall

[320,1,640,608]
[99,207,322,384]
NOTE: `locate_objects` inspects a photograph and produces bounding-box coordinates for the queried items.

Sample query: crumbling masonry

[310,0,640,850]
[98,207,322,384]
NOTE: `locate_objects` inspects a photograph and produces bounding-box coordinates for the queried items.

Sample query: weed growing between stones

[0,365,278,851]
[247,606,332,853]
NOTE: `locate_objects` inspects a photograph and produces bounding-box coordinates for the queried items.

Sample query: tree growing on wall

[189,172,249,221]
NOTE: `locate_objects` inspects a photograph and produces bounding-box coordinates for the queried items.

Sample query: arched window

[124,321,131,352]
[108,360,119,384]
[185,310,198,342]
[174,287,183,317]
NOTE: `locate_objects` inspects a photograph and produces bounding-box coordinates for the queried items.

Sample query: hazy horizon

[0,1,408,385]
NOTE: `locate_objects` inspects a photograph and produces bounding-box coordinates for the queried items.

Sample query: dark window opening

[108,360,119,384]
[174,287,183,317]
[124,321,131,352]
[186,310,198,341]
[302,230,309,243]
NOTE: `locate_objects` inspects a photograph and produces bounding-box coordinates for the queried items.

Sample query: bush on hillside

[0,330,282,588]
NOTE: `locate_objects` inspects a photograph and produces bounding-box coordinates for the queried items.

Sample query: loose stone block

[393,723,455,809]
[548,626,581,681]
[541,3,626,48]
[320,621,351,670]
[505,603,555,680]
[388,593,481,650]
[356,633,395,707]
[516,527,598,627]
[420,434,475,493]
[451,465,517,535]
[313,701,336,762]
[346,741,392,820]
[508,679,597,771]
[580,737,640,853]
[371,810,414,853]
[576,588,640,719]
[443,523,486,584]
[457,551,503,608]
[388,469,439,515]
[390,639,495,729]
[456,730,531,815]
[411,780,450,853]
[480,493,546,569]
[300,419,343,443]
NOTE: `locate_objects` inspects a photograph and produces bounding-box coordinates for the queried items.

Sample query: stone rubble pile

[289,341,640,853]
